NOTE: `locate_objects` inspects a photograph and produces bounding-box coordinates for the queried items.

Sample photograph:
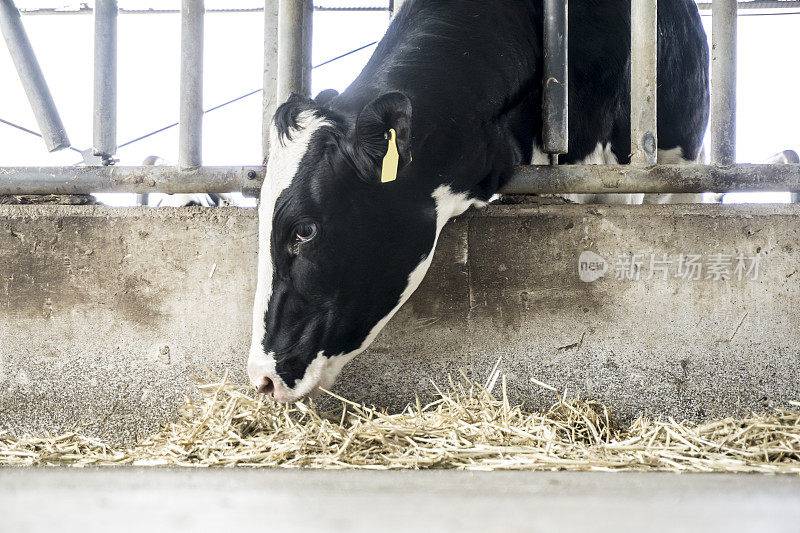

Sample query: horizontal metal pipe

[18,6,392,15]
[0,0,70,152]
[0,166,264,195]
[2,165,800,196]
[503,164,800,195]
[16,2,799,16]
[697,1,800,10]
[93,0,117,160]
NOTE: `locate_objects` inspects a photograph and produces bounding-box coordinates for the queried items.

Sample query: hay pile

[2,368,799,472]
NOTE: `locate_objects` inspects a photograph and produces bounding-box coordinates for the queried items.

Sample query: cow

[248,0,710,401]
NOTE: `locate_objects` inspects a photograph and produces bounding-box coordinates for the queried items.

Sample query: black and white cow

[248,0,710,401]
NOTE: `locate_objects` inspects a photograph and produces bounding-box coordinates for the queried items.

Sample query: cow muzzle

[247,350,290,402]
[247,348,327,403]
[251,375,306,403]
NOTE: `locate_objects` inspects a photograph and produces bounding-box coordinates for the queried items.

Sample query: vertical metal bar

[277,0,311,103]
[630,0,658,166]
[179,0,204,169]
[711,0,737,166]
[262,0,279,162]
[390,0,406,16]
[0,0,70,152]
[301,0,313,96]
[543,0,568,165]
[93,0,117,163]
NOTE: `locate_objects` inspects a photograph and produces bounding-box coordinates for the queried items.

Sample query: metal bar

[390,0,405,16]
[26,3,800,16]
[277,0,311,102]
[503,164,800,195]
[0,0,70,152]
[630,0,658,166]
[93,0,117,162]
[711,0,738,165]
[697,1,800,11]
[263,0,279,162]
[0,167,264,195]
[311,6,389,11]
[2,165,800,196]
[179,0,204,169]
[542,0,568,164]
[302,0,313,96]
[19,7,392,15]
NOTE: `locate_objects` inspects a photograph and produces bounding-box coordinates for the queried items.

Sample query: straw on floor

[1,367,799,472]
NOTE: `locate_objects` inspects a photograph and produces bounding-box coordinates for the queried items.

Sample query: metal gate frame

[0,0,798,197]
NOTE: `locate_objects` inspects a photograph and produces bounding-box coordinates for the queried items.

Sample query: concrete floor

[1,469,799,533]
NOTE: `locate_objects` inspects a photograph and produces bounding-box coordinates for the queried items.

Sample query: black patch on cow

[314,89,340,108]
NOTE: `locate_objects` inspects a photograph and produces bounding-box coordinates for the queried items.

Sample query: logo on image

[578,251,609,283]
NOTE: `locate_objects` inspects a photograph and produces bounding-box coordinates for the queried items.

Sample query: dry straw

[2,366,799,472]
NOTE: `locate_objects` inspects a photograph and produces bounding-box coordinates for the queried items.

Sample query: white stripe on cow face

[248,110,331,395]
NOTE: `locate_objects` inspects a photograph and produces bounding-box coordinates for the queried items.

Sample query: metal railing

[93,0,117,163]
[0,0,313,189]
[0,0,798,196]
[521,0,798,196]
[0,0,69,152]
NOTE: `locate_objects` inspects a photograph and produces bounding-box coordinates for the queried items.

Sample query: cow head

[248,91,469,402]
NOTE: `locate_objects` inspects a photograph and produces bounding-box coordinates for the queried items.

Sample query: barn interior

[1,1,799,530]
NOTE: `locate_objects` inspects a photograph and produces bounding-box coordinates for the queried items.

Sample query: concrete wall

[1,202,799,443]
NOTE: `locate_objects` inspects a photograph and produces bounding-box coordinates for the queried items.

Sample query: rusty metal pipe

[2,165,800,196]
[630,0,658,166]
[542,0,568,164]
[503,164,800,195]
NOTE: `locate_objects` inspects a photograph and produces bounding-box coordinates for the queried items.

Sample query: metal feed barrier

[0,0,798,197]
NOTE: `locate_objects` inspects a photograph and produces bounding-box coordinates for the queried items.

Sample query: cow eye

[289,222,318,256]
[295,222,317,243]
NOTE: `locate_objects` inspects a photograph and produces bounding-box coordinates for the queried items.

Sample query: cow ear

[352,92,412,183]
[314,89,339,107]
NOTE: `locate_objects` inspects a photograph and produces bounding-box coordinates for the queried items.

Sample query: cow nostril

[256,377,274,396]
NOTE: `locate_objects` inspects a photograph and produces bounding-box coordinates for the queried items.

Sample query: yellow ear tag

[381,128,400,183]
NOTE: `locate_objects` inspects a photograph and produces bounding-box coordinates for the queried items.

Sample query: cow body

[248,0,710,401]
